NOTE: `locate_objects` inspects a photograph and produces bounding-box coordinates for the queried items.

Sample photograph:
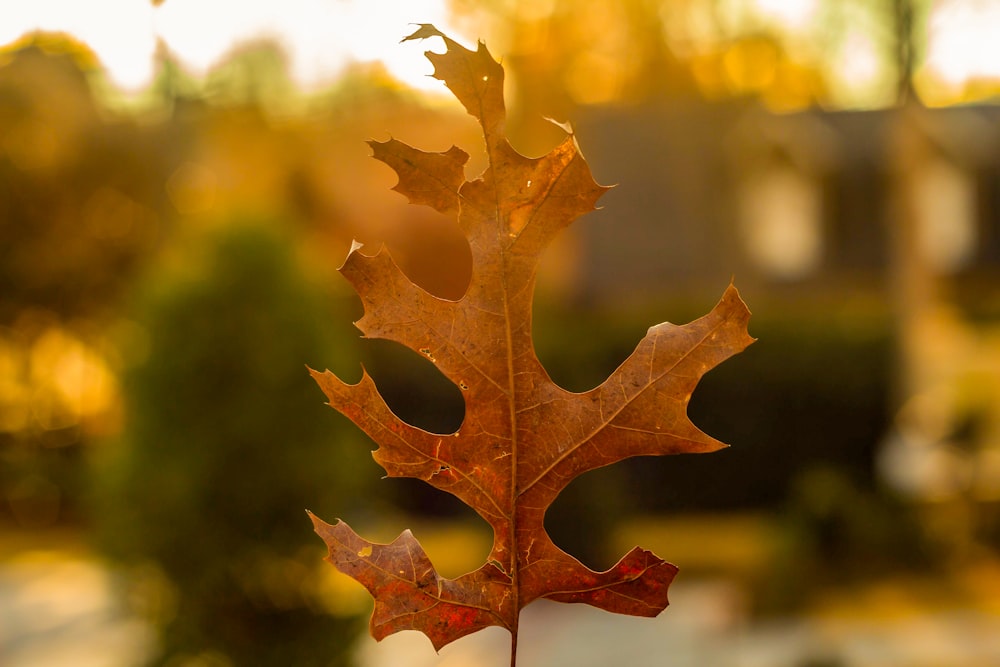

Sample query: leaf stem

[510,624,518,667]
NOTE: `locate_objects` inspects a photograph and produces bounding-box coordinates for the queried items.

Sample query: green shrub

[91,220,369,667]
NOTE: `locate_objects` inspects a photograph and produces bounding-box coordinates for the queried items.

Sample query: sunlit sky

[0,0,999,103]
[0,0,458,93]
[924,0,1000,85]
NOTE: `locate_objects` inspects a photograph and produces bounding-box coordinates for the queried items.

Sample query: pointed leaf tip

[402,23,445,43]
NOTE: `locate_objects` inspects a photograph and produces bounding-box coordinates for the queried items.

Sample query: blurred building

[573,99,1000,507]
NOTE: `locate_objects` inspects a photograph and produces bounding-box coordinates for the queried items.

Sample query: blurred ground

[0,530,152,667]
[4,520,999,667]
[359,586,1000,667]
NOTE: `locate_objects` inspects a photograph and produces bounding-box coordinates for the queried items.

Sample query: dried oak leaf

[308,24,754,655]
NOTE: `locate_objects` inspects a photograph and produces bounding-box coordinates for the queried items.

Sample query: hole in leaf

[544,463,631,571]
[385,208,472,301]
[359,339,464,435]
[408,518,494,580]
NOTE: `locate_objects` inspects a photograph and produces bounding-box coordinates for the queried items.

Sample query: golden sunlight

[0,0,155,89]
[920,0,1000,104]
[0,0,457,93]
[752,0,819,30]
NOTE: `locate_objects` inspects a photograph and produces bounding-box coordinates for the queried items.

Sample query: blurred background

[2,1,999,666]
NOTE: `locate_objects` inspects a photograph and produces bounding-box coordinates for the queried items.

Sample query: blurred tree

[446,0,927,145]
[448,0,699,151]
[0,34,174,322]
[0,34,183,526]
[91,220,370,667]
[0,31,484,529]
[203,38,299,115]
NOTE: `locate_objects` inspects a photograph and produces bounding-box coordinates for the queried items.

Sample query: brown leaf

[309,25,753,660]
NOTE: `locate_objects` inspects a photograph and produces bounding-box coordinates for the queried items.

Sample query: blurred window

[912,157,977,274]
[739,164,823,280]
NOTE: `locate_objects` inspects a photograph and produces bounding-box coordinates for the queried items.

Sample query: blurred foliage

[0,37,178,321]
[759,465,934,613]
[89,221,369,667]
[0,34,480,529]
[536,296,894,507]
[525,293,905,570]
[446,0,930,151]
[0,38,182,528]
